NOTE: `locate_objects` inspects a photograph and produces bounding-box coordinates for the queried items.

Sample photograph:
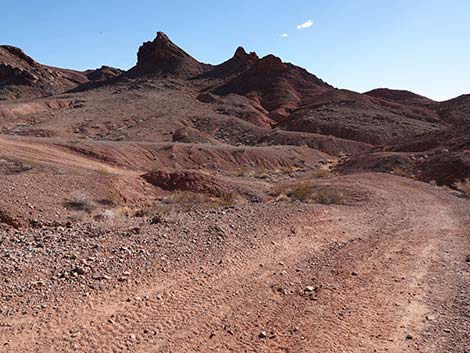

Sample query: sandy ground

[1,173,468,353]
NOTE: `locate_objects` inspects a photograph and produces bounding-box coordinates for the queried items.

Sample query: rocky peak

[201,46,258,79]
[0,45,37,67]
[255,55,284,71]
[129,32,209,78]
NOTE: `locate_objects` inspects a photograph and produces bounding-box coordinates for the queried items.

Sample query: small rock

[72,265,87,275]
[92,273,109,281]
[304,286,316,292]
[259,331,267,339]
[406,334,413,340]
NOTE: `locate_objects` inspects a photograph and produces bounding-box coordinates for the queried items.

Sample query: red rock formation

[127,32,211,78]
[202,46,258,78]
[0,45,91,99]
[211,54,332,121]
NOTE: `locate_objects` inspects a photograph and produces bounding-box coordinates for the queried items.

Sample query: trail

[1,174,468,352]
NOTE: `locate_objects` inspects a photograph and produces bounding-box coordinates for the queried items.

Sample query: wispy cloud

[281,33,288,38]
[296,19,313,30]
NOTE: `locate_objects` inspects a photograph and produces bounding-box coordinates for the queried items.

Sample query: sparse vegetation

[218,190,237,206]
[314,187,345,205]
[311,168,332,178]
[453,178,470,197]
[272,181,345,205]
[289,183,315,201]
[64,191,97,213]
[254,171,270,179]
[134,203,173,218]
[97,167,111,176]
[235,168,252,177]
[391,167,407,177]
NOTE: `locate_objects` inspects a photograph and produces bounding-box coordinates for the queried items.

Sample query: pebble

[258,331,267,339]
[91,273,109,281]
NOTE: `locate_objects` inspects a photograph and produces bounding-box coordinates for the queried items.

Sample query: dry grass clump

[272,182,345,205]
[311,168,332,178]
[314,187,345,205]
[218,190,237,206]
[391,167,408,177]
[97,167,111,176]
[254,171,270,180]
[64,192,97,213]
[133,203,173,224]
[290,183,315,201]
[134,204,172,218]
[272,182,313,202]
[453,178,470,197]
[235,168,253,177]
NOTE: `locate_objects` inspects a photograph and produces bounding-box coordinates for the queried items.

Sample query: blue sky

[2,0,469,100]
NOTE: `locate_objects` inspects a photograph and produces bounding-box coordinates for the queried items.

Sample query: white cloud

[296,19,313,30]
[281,33,288,38]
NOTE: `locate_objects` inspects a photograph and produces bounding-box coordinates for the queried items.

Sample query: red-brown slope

[211,54,332,121]
[437,94,470,126]
[365,88,436,107]
[282,89,443,145]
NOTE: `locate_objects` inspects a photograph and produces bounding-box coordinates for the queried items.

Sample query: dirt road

[1,174,468,352]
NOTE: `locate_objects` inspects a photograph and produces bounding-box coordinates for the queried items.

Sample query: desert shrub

[453,178,470,197]
[289,183,315,201]
[235,168,252,177]
[218,190,236,206]
[314,187,345,205]
[254,172,270,180]
[97,167,111,176]
[67,210,87,223]
[93,209,116,221]
[311,168,332,178]
[272,182,314,202]
[134,203,173,218]
[272,182,345,205]
[391,167,407,177]
[64,192,97,213]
